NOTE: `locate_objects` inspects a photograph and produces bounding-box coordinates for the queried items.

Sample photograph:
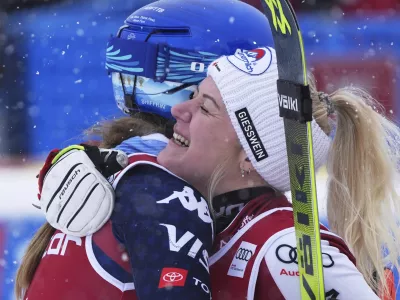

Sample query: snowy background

[0,0,399,299]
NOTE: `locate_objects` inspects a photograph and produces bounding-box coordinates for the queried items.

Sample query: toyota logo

[163,272,184,282]
[275,244,334,268]
[235,248,253,261]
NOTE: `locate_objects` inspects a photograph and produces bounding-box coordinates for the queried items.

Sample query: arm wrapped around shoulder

[37,145,128,237]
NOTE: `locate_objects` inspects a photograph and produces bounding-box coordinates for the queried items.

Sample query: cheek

[191,118,239,160]
[190,118,221,152]
[208,122,238,150]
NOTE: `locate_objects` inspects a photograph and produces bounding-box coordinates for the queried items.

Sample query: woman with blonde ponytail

[310,77,400,297]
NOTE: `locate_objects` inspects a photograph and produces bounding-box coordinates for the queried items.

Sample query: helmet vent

[129,25,190,36]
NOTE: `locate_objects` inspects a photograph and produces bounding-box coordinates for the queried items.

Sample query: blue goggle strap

[106,36,219,84]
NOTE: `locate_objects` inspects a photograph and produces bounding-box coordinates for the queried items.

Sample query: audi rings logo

[235,248,253,261]
[275,244,334,268]
[163,272,184,282]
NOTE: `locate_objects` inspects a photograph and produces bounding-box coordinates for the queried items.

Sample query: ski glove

[35,144,128,237]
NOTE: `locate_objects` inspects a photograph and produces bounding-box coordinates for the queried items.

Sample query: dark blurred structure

[2,0,74,11]
[0,0,77,156]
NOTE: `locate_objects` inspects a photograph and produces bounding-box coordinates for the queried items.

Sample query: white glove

[36,145,128,237]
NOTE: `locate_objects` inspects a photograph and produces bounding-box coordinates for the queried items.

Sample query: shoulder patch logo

[227,47,273,75]
[227,241,257,278]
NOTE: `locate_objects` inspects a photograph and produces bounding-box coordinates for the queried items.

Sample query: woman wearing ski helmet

[15,1,276,300]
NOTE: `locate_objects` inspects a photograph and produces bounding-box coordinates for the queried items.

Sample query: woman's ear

[239,149,256,175]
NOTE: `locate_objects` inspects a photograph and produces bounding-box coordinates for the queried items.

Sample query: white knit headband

[207,47,331,192]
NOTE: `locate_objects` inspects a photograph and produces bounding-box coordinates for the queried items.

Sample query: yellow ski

[260,0,325,299]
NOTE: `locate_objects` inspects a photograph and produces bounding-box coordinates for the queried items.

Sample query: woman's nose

[171,100,193,123]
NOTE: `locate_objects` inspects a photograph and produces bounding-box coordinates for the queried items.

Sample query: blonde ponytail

[310,75,400,295]
[15,223,55,299]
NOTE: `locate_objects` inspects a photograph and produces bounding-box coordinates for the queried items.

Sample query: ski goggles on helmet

[106,26,220,119]
[111,72,196,119]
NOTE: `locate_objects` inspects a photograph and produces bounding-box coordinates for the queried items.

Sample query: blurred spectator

[337,0,400,13]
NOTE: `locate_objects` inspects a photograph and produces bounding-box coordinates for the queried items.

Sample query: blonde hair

[15,223,55,299]
[309,74,400,295]
[86,114,169,148]
[15,113,169,299]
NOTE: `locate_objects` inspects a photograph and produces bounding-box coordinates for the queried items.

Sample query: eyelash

[189,91,210,115]
[200,106,209,114]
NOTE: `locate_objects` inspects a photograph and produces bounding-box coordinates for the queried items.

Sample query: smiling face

[157,76,244,196]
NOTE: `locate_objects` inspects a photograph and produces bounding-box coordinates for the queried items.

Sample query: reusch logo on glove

[227,47,272,75]
[59,167,82,200]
